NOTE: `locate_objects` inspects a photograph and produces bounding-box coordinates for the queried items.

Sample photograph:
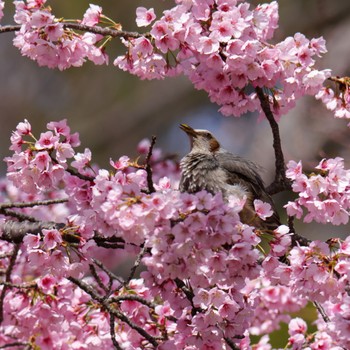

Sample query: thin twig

[89,264,110,295]
[126,245,148,284]
[0,198,68,210]
[64,22,144,39]
[145,136,157,194]
[0,23,144,39]
[93,259,124,289]
[0,281,37,289]
[0,342,31,349]
[314,301,331,323]
[0,243,21,324]
[110,294,156,309]
[64,167,95,182]
[68,277,159,347]
[174,278,202,316]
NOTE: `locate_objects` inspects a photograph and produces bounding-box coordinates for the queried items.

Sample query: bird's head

[180,124,220,154]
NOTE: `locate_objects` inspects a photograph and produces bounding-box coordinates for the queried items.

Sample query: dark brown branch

[126,245,148,284]
[92,233,126,249]
[93,260,124,282]
[110,294,156,309]
[50,155,95,182]
[64,167,95,182]
[64,23,143,39]
[0,243,21,324]
[314,301,330,323]
[0,23,144,39]
[174,278,202,316]
[0,198,68,210]
[93,259,124,289]
[0,281,37,289]
[90,263,110,295]
[291,232,311,247]
[109,314,123,350]
[68,277,159,348]
[0,208,41,223]
[0,221,64,243]
[0,221,128,250]
[224,337,240,350]
[144,136,157,194]
[0,342,31,349]
[255,87,291,195]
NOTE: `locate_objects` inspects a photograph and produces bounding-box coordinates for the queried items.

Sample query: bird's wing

[215,151,281,229]
[215,152,265,198]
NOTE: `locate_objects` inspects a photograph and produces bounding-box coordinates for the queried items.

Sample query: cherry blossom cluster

[115,1,331,119]
[243,277,307,336]
[5,1,348,120]
[261,238,350,348]
[285,157,350,225]
[316,77,350,122]
[1,120,263,349]
[142,193,261,348]
[13,0,107,70]
[0,272,113,349]
[2,119,350,348]
[285,317,343,350]
[5,119,80,194]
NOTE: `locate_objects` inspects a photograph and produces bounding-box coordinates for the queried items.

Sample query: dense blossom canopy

[0,1,350,349]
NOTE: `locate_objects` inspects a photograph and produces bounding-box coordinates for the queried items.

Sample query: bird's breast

[179,154,228,195]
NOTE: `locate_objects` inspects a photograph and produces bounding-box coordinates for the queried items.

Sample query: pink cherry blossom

[81,4,102,26]
[136,7,156,27]
[285,158,350,225]
[254,199,273,220]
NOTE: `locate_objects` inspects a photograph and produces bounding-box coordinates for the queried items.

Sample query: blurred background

[1,0,350,241]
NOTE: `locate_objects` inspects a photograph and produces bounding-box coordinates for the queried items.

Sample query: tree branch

[0,221,64,243]
[0,198,68,210]
[109,314,123,350]
[0,342,32,349]
[68,277,159,348]
[0,243,21,324]
[314,301,330,323]
[145,136,157,194]
[255,87,291,195]
[0,23,144,39]
[126,244,148,284]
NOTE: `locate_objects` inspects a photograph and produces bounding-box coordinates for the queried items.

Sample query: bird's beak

[180,124,197,137]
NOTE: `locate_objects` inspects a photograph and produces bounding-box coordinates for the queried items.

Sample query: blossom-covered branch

[1,0,350,349]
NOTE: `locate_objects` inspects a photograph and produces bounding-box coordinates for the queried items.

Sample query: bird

[179,124,280,230]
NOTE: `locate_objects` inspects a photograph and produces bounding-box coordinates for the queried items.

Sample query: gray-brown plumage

[179,124,280,230]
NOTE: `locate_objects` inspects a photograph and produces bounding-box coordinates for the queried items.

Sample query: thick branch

[0,221,64,243]
[0,220,127,250]
[255,87,291,194]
